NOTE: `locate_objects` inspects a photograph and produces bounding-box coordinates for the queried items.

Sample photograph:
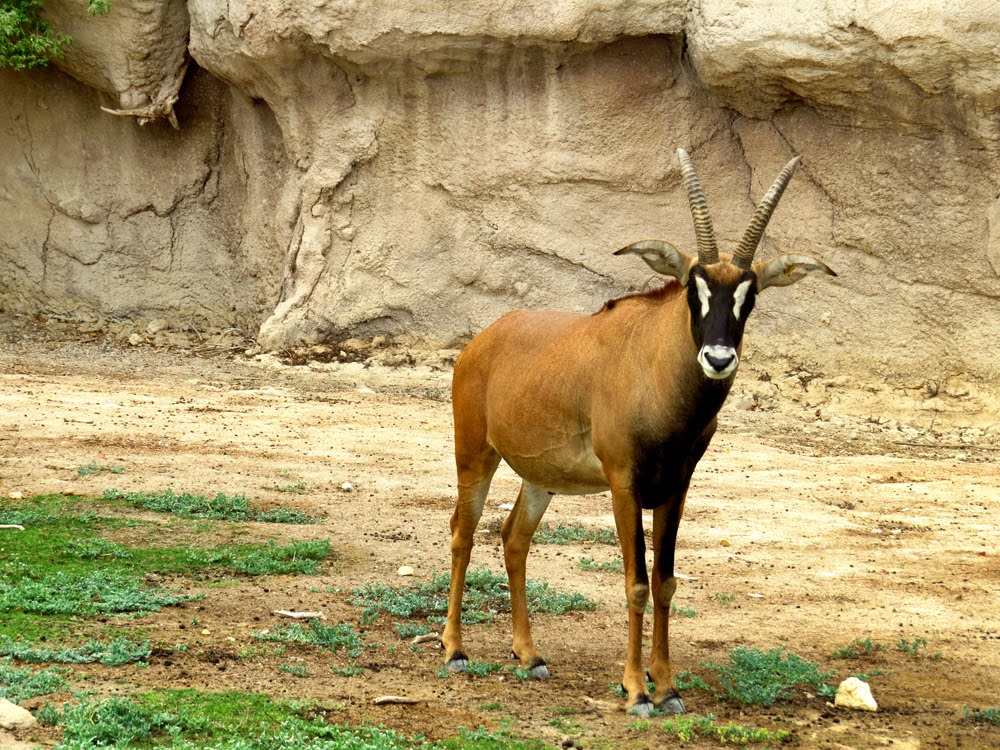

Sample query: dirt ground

[0,316,997,750]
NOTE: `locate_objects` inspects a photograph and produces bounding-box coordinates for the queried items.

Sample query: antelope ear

[614,240,696,285]
[753,253,836,291]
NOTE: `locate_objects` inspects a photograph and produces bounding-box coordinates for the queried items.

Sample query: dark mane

[593,280,684,315]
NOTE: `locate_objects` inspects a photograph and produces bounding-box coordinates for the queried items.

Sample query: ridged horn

[732,156,801,269]
[676,148,719,265]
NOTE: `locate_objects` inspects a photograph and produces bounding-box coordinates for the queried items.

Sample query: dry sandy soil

[0,317,997,750]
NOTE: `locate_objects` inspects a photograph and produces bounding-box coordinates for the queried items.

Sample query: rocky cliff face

[2,1,999,384]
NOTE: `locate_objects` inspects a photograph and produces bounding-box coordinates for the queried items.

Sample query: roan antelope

[442,149,835,716]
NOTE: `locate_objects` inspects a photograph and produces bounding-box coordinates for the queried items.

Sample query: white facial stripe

[732,279,753,321]
[695,276,711,318]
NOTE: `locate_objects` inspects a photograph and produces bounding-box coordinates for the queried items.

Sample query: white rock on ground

[0,699,38,730]
[834,677,878,711]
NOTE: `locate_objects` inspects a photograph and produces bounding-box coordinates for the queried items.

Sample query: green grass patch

[350,567,596,626]
[0,659,68,703]
[42,690,548,750]
[102,487,317,524]
[703,647,836,706]
[255,621,364,657]
[532,522,616,545]
[0,635,150,665]
[711,592,736,603]
[661,713,793,744]
[0,569,198,616]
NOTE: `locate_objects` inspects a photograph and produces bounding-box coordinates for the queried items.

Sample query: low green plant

[963,706,1000,726]
[577,557,623,573]
[102,487,316,524]
[671,603,697,618]
[280,662,308,677]
[533,522,616,545]
[675,670,711,692]
[63,537,133,560]
[711,592,736,603]
[895,636,941,659]
[661,713,793,744]
[0,659,67,702]
[0,569,199,616]
[255,620,364,657]
[703,647,835,706]
[464,660,504,677]
[832,637,888,659]
[395,622,433,640]
[237,644,286,659]
[0,635,149,666]
[511,666,533,681]
[331,662,364,677]
[263,481,307,494]
[77,460,126,477]
[186,539,331,576]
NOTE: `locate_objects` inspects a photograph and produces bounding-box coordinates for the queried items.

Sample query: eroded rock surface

[1,1,999,386]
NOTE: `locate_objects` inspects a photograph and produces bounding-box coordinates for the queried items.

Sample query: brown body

[441,149,836,716]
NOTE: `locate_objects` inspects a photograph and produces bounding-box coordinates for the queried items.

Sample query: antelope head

[616,148,836,380]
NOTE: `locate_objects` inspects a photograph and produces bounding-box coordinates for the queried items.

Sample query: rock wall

[2,0,999,384]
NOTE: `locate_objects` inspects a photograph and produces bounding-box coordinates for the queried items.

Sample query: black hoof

[626,695,654,718]
[655,690,686,714]
[445,652,469,672]
[528,657,549,680]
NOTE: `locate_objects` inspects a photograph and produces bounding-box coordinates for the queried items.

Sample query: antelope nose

[704,351,735,372]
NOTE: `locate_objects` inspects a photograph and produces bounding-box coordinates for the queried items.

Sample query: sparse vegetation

[532,522,616,545]
[661,713,793,745]
[896,636,941,660]
[577,556,623,573]
[77,460,126,477]
[963,706,1000,726]
[711,592,736,603]
[671,603,697,618]
[832,637,888,660]
[350,567,596,627]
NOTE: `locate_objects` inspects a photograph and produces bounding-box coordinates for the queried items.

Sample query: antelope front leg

[647,500,686,713]
[501,481,553,678]
[611,486,653,716]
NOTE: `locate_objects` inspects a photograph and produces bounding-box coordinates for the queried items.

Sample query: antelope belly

[499,444,609,496]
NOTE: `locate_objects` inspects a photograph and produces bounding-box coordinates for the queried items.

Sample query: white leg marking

[695,276,712,318]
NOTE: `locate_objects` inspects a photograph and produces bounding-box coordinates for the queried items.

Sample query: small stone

[7,492,23,500]
[340,481,355,492]
[0,698,38,730]
[834,677,878,711]
[62,488,77,496]
[146,319,169,335]
[719,539,730,547]
[201,628,211,636]
[342,338,368,352]
[397,566,415,577]
[128,333,143,346]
